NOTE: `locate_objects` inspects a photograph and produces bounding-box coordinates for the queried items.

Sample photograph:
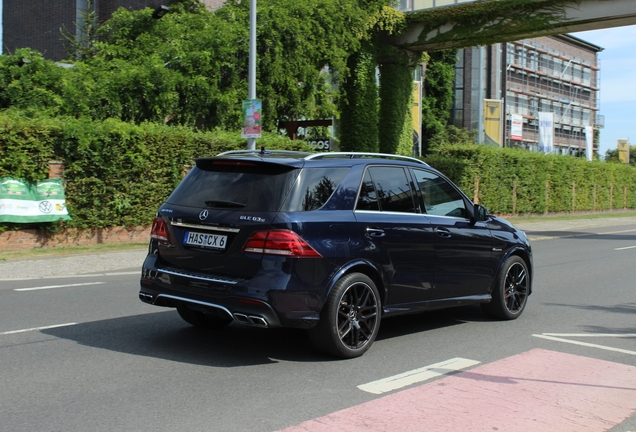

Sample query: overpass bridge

[394,0,636,51]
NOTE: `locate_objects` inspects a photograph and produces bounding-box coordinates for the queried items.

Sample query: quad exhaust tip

[139,292,154,303]
[234,313,268,327]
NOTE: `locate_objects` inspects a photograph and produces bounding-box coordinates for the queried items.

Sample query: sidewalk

[1,215,635,281]
[0,248,147,281]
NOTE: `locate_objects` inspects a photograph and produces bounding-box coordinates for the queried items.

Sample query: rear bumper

[139,254,321,329]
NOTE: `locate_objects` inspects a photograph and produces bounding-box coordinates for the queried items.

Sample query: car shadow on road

[377,305,490,341]
[543,302,636,335]
[40,306,489,367]
[525,230,636,241]
[42,310,323,367]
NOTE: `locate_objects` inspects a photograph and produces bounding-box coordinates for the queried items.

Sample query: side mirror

[473,204,489,222]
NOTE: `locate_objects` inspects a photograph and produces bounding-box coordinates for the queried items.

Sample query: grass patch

[0,242,147,261]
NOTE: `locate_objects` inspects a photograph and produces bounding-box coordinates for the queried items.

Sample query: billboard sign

[510,114,523,141]
[618,139,630,164]
[538,112,554,154]
[585,126,594,161]
[412,81,422,156]
[484,99,503,146]
[241,99,262,138]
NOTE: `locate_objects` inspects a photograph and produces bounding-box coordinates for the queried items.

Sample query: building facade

[452,35,603,156]
[2,0,225,61]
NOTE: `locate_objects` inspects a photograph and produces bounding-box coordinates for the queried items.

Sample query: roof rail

[304,152,428,165]
[216,149,312,158]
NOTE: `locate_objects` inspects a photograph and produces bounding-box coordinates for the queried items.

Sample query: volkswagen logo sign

[39,201,53,214]
[199,210,209,220]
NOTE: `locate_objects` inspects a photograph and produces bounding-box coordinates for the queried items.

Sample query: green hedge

[426,144,636,214]
[0,111,309,229]
[3,114,635,231]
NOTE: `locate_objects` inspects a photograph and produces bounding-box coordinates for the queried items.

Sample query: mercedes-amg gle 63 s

[139,150,532,358]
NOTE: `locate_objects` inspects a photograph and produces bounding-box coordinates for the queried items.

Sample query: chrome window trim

[354,209,469,221]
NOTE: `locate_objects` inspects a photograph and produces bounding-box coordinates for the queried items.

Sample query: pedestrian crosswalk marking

[358,357,481,394]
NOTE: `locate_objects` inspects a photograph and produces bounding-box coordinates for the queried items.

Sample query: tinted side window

[356,171,379,211]
[357,167,415,213]
[412,169,467,218]
[281,168,349,211]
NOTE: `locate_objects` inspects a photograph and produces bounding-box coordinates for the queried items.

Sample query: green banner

[0,177,71,223]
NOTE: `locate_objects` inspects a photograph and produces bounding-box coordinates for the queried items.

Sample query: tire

[309,273,381,359]
[177,304,233,329]
[482,256,529,320]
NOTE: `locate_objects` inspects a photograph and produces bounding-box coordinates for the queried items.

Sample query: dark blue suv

[139,150,532,358]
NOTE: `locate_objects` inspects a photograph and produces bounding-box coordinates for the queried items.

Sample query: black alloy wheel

[482,255,529,320]
[309,273,381,358]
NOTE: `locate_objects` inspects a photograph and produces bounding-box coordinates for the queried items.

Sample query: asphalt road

[1,219,635,431]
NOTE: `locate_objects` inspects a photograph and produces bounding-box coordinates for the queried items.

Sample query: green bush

[426,144,636,214]
[0,111,309,230]
[3,113,634,232]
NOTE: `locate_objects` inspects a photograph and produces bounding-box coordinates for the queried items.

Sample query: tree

[1,0,456,154]
[605,145,636,167]
[420,49,457,155]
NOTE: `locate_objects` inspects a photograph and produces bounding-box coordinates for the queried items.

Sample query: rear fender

[320,259,386,311]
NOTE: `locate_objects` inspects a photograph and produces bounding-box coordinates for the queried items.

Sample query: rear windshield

[166,164,300,212]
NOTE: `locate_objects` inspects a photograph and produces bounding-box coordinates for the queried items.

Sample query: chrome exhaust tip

[233,313,268,327]
[139,292,154,303]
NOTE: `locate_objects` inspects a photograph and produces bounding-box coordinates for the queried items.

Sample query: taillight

[243,229,322,258]
[150,217,170,242]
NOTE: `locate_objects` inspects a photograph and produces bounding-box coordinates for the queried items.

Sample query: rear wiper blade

[205,200,246,208]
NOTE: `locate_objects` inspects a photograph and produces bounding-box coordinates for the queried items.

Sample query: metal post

[247,0,257,150]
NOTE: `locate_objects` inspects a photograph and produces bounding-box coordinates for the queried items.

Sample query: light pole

[247,0,257,150]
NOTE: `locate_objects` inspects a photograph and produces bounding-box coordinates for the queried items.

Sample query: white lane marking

[615,245,636,251]
[0,270,139,281]
[358,357,481,395]
[14,282,106,292]
[533,334,636,356]
[1,322,77,335]
[542,333,636,338]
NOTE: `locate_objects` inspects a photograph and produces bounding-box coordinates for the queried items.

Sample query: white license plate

[184,232,228,250]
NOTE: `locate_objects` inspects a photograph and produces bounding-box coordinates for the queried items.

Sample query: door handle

[366,227,385,238]
[435,227,452,238]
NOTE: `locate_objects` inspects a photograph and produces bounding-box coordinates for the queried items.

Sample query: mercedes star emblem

[199,210,209,220]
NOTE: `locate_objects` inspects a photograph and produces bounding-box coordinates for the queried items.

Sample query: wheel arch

[496,247,533,295]
[322,260,386,310]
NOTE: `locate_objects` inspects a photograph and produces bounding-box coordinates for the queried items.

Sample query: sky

[572,24,636,156]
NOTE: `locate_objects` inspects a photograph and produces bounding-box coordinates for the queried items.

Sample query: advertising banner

[484,99,503,146]
[538,112,554,154]
[241,99,262,138]
[0,178,71,223]
[618,139,630,164]
[585,126,594,161]
[412,81,422,156]
[510,114,523,141]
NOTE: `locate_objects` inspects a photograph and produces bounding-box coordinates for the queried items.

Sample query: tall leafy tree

[421,49,457,155]
[605,146,636,166]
